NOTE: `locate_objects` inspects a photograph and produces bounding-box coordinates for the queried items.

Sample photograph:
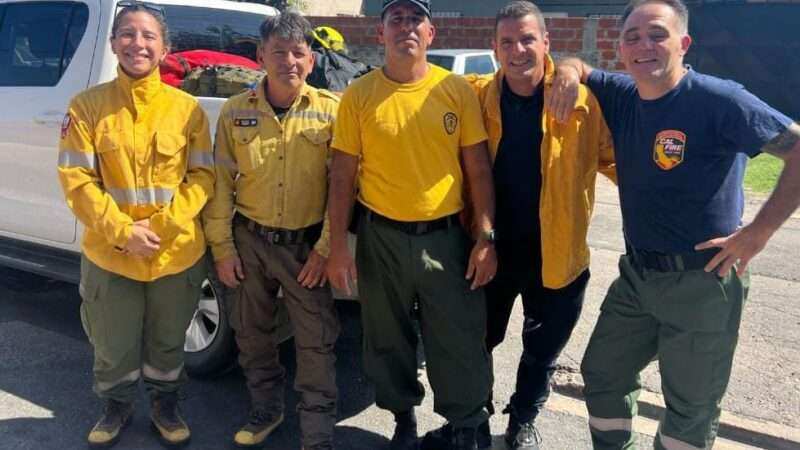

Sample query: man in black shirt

[431,2,616,449]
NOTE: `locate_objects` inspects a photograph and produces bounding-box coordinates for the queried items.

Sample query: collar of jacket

[256,76,313,116]
[115,65,164,110]
[484,53,589,124]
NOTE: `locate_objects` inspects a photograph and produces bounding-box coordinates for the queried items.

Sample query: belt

[629,247,719,272]
[235,214,322,245]
[363,208,459,235]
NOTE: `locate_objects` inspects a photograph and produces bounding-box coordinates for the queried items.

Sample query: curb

[551,378,800,450]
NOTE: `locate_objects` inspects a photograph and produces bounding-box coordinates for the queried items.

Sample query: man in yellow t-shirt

[326,1,497,449]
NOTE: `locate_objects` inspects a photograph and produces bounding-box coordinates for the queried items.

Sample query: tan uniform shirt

[204,78,339,261]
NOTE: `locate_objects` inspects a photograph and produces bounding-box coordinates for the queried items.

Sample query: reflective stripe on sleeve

[286,110,335,123]
[58,150,96,170]
[588,415,633,432]
[188,151,214,169]
[106,187,175,206]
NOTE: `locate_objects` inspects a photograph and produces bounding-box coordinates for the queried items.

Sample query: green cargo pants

[79,255,205,403]
[581,255,749,450]
[356,214,492,428]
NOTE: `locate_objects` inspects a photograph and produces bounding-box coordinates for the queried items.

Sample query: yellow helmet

[313,26,347,54]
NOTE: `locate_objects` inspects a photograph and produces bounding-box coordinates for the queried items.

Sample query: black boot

[150,391,190,447]
[390,410,418,450]
[421,424,477,450]
[451,427,478,450]
[87,399,134,449]
[475,419,491,449]
[503,405,541,450]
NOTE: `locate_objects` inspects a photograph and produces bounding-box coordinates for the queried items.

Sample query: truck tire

[184,260,237,378]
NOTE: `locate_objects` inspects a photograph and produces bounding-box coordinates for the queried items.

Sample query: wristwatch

[480,229,497,244]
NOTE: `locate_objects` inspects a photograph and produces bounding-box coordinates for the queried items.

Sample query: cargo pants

[230,221,339,448]
[356,213,492,428]
[79,255,205,403]
[581,255,749,449]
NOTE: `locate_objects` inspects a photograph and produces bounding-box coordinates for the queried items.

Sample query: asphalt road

[0,179,797,449]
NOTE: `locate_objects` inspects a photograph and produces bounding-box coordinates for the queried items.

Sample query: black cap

[381,0,432,19]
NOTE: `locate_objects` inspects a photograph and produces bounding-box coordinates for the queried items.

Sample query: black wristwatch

[480,229,497,244]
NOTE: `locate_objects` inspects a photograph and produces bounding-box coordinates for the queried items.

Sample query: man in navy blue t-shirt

[553,0,800,448]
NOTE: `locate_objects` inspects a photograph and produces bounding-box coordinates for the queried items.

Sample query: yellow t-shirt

[332,65,488,221]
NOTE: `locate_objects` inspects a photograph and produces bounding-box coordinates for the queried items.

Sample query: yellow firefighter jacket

[465,54,616,288]
[58,67,215,282]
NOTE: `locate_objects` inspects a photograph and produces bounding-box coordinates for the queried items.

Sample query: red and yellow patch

[653,130,686,171]
[60,113,72,140]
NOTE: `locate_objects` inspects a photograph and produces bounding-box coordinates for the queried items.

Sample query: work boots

[475,419,492,449]
[233,405,284,448]
[420,423,478,450]
[390,409,419,450]
[503,405,542,450]
[150,391,191,447]
[87,399,134,448]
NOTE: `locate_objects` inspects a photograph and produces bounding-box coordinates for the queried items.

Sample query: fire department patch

[60,113,72,139]
[443,112,458,135]
[653,130,686,170]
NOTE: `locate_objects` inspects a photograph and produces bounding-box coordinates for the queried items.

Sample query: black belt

[364,208,459,235]
[235,214,322,245]
[629,247,719,272]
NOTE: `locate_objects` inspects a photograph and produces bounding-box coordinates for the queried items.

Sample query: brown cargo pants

[229,220,339,448]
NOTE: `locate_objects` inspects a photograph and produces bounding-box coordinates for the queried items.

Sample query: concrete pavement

[539,177,800,448]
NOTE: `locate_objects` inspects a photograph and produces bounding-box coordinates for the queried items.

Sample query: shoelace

[103,400,126,418]
[248,408,275,426]
[156,396,180,423]
[517,422,542,446]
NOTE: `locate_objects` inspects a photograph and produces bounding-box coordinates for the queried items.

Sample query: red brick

[566,40,583,52]
[599,17,620,29]
[547,18,569,28]
[551,29,575,39]
[601,50,617,60]
[597,39,615,50]
[606,29,621,39]
[566,17,585,27]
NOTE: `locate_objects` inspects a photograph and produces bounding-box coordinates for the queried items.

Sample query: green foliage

[744,153,784,193]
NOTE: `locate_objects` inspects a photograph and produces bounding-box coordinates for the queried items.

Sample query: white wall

[303,0,363,16]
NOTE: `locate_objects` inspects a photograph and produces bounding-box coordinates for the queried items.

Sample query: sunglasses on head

[116,1,166,18]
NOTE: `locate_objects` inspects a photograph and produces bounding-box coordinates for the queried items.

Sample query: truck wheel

[184,267,237,378]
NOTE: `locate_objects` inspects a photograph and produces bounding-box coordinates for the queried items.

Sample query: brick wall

[308,16,624,70]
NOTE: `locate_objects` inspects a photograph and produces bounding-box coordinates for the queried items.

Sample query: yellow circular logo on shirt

[443,112,458,135]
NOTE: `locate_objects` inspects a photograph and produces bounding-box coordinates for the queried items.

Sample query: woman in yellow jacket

[57,4,214,448]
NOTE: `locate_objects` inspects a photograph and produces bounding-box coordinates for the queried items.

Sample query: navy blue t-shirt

[586,68,792,253]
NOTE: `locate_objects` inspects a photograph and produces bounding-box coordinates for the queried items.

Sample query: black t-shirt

[493,78,544,263]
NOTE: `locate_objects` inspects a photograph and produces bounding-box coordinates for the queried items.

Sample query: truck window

[427,55,455,71]
[163,5,265,61]
[464,55,495,75]
[0,2,88,86]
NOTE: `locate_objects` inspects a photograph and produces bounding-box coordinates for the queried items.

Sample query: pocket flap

[301,127,331,145]
[156,132,187,156]
[233,127,259,145]
[96,132,121,153]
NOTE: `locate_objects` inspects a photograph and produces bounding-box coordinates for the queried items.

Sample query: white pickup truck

[0,0,281,376]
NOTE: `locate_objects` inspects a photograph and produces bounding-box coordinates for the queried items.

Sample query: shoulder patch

[60,113,73,140]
